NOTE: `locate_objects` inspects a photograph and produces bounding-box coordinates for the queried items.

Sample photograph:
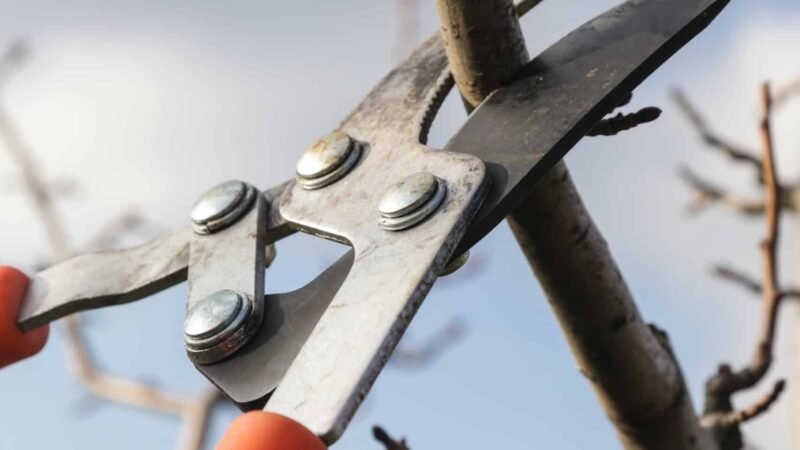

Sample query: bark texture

[435,1,714,448]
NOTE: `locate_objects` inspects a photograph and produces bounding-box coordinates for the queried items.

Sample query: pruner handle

[217,412,327,450]
[0,266,49,368]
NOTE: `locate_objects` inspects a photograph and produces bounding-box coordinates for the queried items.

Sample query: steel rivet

[191,180,256,235]
[378,172,447,231]
[184,290,243,340]
[184,289,262,365]
[296,132,361,190]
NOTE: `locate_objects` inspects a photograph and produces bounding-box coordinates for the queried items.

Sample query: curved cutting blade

[450,0,730,256]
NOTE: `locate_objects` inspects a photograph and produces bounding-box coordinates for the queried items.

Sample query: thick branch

[436,0,529,109]
[435,2,710,449]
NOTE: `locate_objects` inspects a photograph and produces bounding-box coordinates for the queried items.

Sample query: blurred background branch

[697,83,788,450]
[0,39,222,450]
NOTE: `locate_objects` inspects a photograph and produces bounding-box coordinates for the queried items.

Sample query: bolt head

[184,290,243,340]
[378,172,438,218]
[296,132,353,180]
[190,180,247,226]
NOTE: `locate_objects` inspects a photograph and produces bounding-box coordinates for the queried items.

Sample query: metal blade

[450,0,730,256]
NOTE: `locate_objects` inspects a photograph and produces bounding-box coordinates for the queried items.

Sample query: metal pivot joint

[295,132,362,190]
[184,290,262,364]
[186,179,268,365]
[378,172,447,231]
[191,180,257,235]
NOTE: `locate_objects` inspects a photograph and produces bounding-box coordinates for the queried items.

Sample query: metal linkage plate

[185,188,268,365]
[262,33,489,443]
[271,149,487,443]
[186,192,266,312]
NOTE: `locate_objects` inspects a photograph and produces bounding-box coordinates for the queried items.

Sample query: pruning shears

[6,0,728,445]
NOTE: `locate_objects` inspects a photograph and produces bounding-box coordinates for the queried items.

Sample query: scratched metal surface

[186,193,267,313]
[266,32,488,443]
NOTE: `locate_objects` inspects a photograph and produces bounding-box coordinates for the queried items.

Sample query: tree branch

[701,380,785,429]
[389,318,466,369]
[435,2,711,449]
[587,107,662,137]
[773,77,800,109]
[700,83,788,450]
[372,426,410,450]
[679,167,766,216]
[672,89,764,184]
[713,265,800,301]
[436,0,529,110]
[706,84,782,395]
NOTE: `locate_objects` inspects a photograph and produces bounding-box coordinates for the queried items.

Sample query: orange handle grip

[217,412,328,450]
[0,266,49,368]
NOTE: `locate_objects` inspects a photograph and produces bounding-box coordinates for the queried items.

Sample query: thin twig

[177,387,224,450]
[753,82,780,383]
[672,89,764,184]
[675,87,800,216]
[773,78,800,109]
[372,426,410,450]
[390,318,466,369]
[79,210,164,251]
[587,107,662,136]
[701,380,786,428]
[679,166,766,216]
[515,0,546,16]
[60,315,186,413]
[704,82,785,405]
[714,266,800,300]
[714,266,761,295]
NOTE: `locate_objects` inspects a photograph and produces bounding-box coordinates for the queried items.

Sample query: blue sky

[0,0,798,449]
